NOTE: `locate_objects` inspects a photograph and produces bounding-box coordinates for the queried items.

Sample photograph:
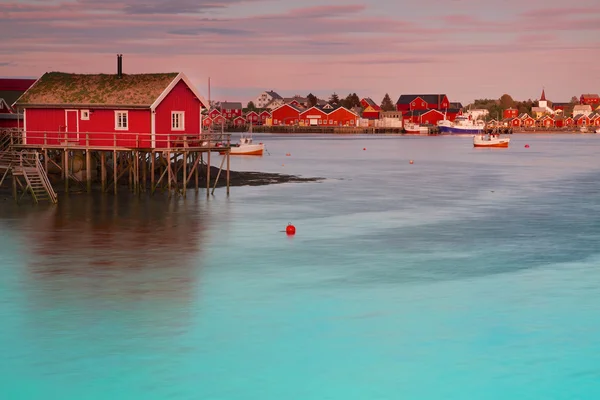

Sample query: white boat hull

[229,143,264,155]
[473,135,510,148]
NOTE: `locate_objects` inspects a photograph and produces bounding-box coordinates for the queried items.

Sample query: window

[81,110,90,120]
[172,111,185,130]
[115,111,128,130]
[329,120,333,125]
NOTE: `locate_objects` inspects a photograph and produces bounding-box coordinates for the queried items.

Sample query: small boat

[438,115,485,134]
[404,122,429,135]
[473,133,510,148]
[220,136,264,156]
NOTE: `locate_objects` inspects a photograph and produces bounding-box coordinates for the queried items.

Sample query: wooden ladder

[11,151,58,204]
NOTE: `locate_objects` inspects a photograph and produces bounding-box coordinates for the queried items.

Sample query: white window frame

[115,110,128,130]
[171,111,185,131]
[81,110,90,120]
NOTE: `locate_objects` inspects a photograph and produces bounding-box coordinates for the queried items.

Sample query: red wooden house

[327,107,359,126]
[589,113,600,126]
[299,106,329,126]
[404,109,445,125]
[503,108,518,119]
[208,109,222,119]
[503,117,521,128]
[233,116,246,127]
[271,104,301,126]
[245,111,259,125]
[220,102,242,120]
[574,114,590,126]
[0,78,37,128]
[259,110,271,125]
[396,94,449,112]
[360,98,381,119]
[580,94,599,107]
[537,115,555,128]
[556,117,574,128]
[15,68,208,149]
[202,116,213,129]
[521,115,536,128]
[212,114,226,126]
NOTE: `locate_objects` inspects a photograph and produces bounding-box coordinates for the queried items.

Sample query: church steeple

[540,88,546,101]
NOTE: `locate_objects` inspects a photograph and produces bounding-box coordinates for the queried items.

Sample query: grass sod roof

[15,72,179,107]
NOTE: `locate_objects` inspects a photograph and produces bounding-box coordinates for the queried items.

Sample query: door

[65,110,78,142]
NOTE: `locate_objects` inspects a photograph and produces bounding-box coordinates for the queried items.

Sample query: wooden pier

[0,128,231,204]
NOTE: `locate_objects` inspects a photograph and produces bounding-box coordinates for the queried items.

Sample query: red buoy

[409,160,414,164]
[363,147,366,151]
[286,223,296,235]
[525,144,530,148]
[286,153,291,156]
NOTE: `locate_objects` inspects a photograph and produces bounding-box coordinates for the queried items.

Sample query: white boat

[438,115,485,134]
[404,122,429,135]
[473,133,510,148]
[220,136,264,156]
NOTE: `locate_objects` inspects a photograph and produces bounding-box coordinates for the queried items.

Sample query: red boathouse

[15,68,208,149]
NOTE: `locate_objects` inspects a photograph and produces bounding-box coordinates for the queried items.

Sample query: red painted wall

[24,108,152,147]
[503,108,518,119]
[327,108,358,126]
[272,105,300,126]
[0,119,20,128]
[154,80,201,148]
[299,107,328,125]
[405,110,445,125]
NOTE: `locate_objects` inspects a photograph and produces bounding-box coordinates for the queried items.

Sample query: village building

[299,106,329,126]
[404,109,446,125]
[503,108,519,119]
[202,116,213,129]
[0,78,37,128]
[589,113,600,126]
[574,114,590,127]
[537,115,555,128]
[271,103,302,126]
[232,116,246,127]
[531,89,555,118]
[254,90,282,109]
[14,68,208,148]
[327,107,359,126]
[360,98,381,120]
[245,111,259,125]
[259,110,271,125]
[396,94,450,112]
[580,94,599,107]
[519,113,536,128]
[503,117,521,128]
[208,109,222,119]
[572,104,592,117]
[284,96,308,109]
[220,102,242,120]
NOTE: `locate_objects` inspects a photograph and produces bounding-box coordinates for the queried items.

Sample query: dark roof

[581,93,599,99]
[221,101,242,110]
[361,97,380,109]
[396,94,447,105]
[0,113,20,120]
[15,72,179,107]
[449,102,463,109]
[266,90,282,100]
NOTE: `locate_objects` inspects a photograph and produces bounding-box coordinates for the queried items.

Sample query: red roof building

[259,110,271,125]
[299,106,329,126]
[396,94,450,112]
[327,107,359,126]
[271,104,302,126]
[245,111,259,125]
[503,108,519,119]
[580,94,599,107]
[360,98,381,119]
[14,64,208,148]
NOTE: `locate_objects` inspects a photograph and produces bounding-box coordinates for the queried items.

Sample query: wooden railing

[9,130,231,150]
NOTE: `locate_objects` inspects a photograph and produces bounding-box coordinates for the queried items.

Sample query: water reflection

[0,194,209,304]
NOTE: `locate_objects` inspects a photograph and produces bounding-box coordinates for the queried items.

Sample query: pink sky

[2,0,600,105]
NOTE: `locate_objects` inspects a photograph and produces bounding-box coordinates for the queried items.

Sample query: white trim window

[81,110,90,120]
[115,111,128,130]
[171,111,185,131]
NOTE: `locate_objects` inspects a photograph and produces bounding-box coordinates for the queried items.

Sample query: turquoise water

[1,134,600,399]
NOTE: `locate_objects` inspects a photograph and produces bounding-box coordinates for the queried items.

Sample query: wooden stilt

[86,149,92,193]
[64,149,69,194]
[183,151,187,198]
[101,152,106,192]
[44,149,48,175]
[142,152,147,193]
[226,150,230,196]
[206,149,211,196]
[211,152,227,195]
[194,153,199,192]
[113,150,118,195]
[151,152,155,194]
[167,151,172,195]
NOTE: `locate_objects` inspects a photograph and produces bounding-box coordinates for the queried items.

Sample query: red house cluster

[14,63,208,148]
[396,94,462,125]
[270,104,360,127]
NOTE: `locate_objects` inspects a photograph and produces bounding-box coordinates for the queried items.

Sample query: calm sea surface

[1,133,600,399]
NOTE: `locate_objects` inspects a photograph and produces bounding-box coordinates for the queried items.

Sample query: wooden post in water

[183,151,188,197]
[194,153,199,192]
[64,149,69,194]
[167,150,172,195]
[142,152,147,193]
[86,149,91,193]
[226,149,230,196]
[206,149,211,196]
[113,150,118,195]
[150,152,155,194]
[101,151,106,192]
